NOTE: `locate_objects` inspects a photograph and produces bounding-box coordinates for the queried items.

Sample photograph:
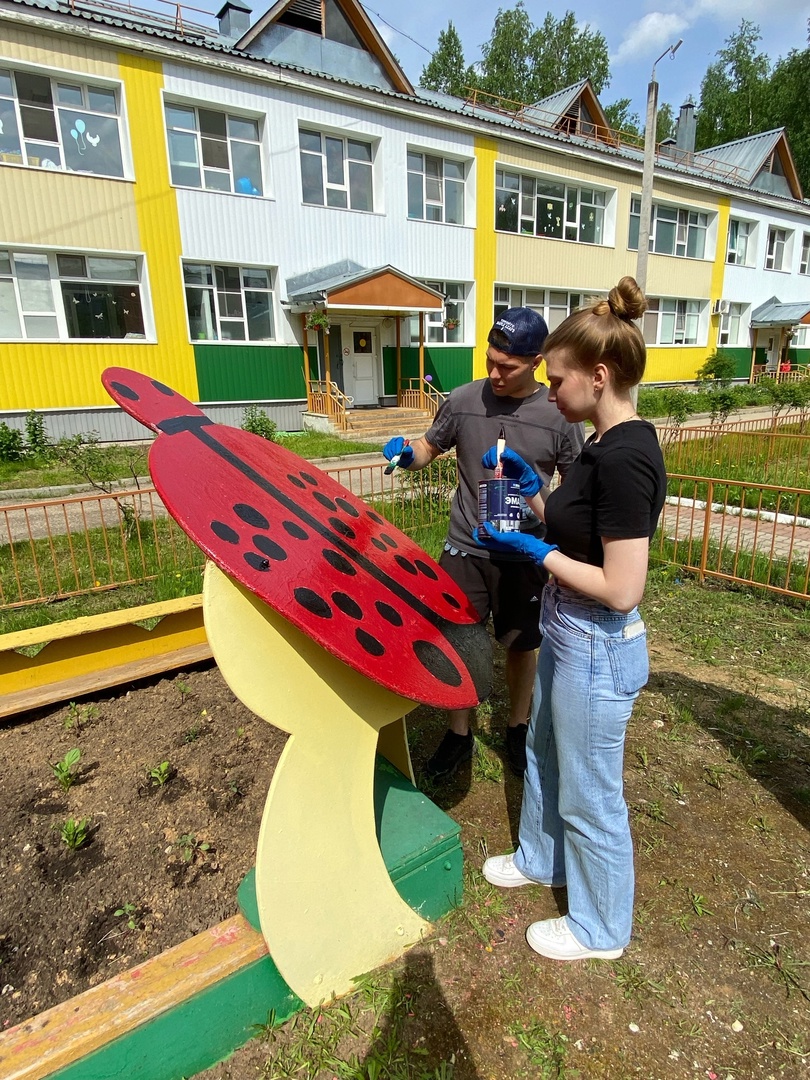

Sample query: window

[0,66,124,177]
[718,302,746,347]
[165,103,262,195]
[794,325,809,348]
[494,286,596,332]
[408,281,465,344]
[0,249,144,339]
[642,297,702,346]
[495,169,606,244]
[726,220,752,265]
[407,151,465,224]
[299,129,373,211]
[183,262,274,342]
[629,198,708,258]
[799,233,810,275]
[765,226,789,271]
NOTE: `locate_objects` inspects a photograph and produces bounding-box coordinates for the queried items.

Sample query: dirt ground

[1,578,809,1079]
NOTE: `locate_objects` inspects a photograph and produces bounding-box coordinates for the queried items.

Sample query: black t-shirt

[544,420,667,566]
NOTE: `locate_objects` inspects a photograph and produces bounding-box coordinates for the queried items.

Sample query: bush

[697,349,736,387]
[0,422,25,462]
[241,405,277,442]
[24,410,51,457]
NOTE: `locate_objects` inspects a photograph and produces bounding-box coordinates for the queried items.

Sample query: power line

[365,5,434,57]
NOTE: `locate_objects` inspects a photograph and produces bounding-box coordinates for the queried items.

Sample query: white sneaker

[482,853,550,889]
[526,916,624,961]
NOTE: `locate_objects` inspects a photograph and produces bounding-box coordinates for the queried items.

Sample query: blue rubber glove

[481,446,543,498]
[473,523,558,566]
[382,435,414,470]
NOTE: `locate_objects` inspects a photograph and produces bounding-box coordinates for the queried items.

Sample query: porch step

[340,408,435,442]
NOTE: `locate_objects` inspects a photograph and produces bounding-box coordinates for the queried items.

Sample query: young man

[382,308,584,779]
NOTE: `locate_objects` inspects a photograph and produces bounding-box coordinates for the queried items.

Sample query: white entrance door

[762,330,780,371]
[346,327,378,406]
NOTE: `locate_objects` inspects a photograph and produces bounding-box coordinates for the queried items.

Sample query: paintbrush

[384,439,409,474]
[494,426,505,479]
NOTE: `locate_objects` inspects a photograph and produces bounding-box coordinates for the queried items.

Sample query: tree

[656,102,675,144]
[604,98,641,139]
[764,45,810,194]
[696,20,770,149]
[477,2,535,103]
[526,10,610,101]
[419,21,469,98]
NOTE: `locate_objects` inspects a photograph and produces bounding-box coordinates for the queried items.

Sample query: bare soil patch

[1,579,809,1079]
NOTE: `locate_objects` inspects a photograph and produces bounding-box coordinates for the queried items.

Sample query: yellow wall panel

[473,137,498,380]
[0,169,140,249]
[646,257,714,299]
[645,346,708,382]
[0,22,122,75]
[497,233,634,294]
[707,196,731,354]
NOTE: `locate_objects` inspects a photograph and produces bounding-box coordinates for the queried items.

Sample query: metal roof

[286,262,444,304]
[751,297,810,327]
[692,129,783,183]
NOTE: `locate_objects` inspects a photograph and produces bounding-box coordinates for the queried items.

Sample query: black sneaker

[424,729,474,780]
[506,723,528,778]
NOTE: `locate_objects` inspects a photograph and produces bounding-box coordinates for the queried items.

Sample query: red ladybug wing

[145,410,490,709]
[102,368,206,433]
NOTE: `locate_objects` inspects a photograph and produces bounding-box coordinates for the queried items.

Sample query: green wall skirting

[194,344,309,401]
[382,347,473,396]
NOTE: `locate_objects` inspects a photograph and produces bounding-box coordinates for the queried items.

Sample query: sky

[359,0,809,121]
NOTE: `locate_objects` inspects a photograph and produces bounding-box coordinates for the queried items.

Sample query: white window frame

[0,62,127,179]
[765,226,790,271]
[799,233,810,276]
[629,197,709,259]
[718,302,747,347]
[406,149,467,225]
[495,168,609,246]
[0,246,148,341]
[494,285,601,332]
[726,219,754,266]
[793,325,808,348]
[164,99,264,196]
[409,281,467,344]
[643,297,704,346]
[299,128,375,212]
[182,260,276,343]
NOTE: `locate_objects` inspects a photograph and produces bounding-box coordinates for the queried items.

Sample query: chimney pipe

[217,0,251,41]
[675,101,696,156]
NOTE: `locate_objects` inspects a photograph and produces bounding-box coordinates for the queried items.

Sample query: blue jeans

[513,582,649,951]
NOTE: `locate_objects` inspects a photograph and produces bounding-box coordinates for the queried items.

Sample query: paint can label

[478,479,522,532]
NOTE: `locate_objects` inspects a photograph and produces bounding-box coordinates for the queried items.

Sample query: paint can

[478,479,522,532]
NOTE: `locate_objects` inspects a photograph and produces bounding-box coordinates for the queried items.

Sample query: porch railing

[306,379,354,431]
[751,365,810,384]
[399,378,446,417]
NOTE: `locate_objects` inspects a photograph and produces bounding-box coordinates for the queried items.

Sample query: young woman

[474,276,667,961]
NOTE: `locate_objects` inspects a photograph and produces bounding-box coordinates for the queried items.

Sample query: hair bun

[608,276,647,322]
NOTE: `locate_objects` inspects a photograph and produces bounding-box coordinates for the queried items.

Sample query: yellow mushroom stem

[202,562,430,1006]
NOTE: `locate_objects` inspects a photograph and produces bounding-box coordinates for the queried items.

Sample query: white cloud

[612,12,691,67]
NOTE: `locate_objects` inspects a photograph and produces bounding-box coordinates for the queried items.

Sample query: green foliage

[604,97,640,138]
[177,833,210,863]
[697,350,736,386]
[241,405,278,443]
[147,760,172,787]
[58,816,91,849]
[51,747,82,792]
[114,902,139,930]
[0,422,25,462]
[508,1019,571,1077]
[765,45,810,195]
[24,410,50,457]
[655,101,676,144]
[696,20,771,150]
[64,701,99,732]
[419,21,468,97]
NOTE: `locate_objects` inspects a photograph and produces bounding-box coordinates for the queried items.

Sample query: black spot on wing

[371,538,387,552]
[333,592,362,619]
[366,510,384,525]
[283,521,308,540]
[329,517,355,539]
[313,492,337,512]
[380,534,398,548]
[152,380,175,396]
[376,601,403,626]
[356,629,385,656]
[335,498,359,518]
[235,503,269,529]
[443,593,461,610]
[300,472,319,487]
[394,555,417,576]
[244,552,270,571]
[110,381,139,401]
[254,535,287,561]
[212,521,239,544]
[412,640,462,687]
[415,559,439,580]
[441,621,493,701]
[288,474,306,489]
[323,549,356,575]
[295,588,331,618]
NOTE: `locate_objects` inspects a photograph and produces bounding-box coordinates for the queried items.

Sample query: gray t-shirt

[424,379,585,558]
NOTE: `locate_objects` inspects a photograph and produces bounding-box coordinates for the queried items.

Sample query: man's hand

[382,436,414,470]
[481,446,543,498]
[473,523,558,566]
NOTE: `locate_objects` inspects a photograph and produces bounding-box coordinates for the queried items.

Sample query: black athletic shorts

[438,548,547,651]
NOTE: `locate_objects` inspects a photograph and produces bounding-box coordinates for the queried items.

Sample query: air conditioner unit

[712,299,731,315]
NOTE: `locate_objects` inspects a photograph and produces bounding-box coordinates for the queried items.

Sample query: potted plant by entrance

[305,309,331,335]
[443,317,459,331]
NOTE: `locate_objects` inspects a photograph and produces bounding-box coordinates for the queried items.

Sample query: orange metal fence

[2,458,809,612]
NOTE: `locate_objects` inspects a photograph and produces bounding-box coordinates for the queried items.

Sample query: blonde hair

[542,276,648,391]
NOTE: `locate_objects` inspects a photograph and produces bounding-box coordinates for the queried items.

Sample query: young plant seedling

[147,760,172,787]
[175,679,192,703]
[177,833,210,863]
[114,902,140,930]
[51,747,81,792]
[64,701,99,732]
[58,817,91,850]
